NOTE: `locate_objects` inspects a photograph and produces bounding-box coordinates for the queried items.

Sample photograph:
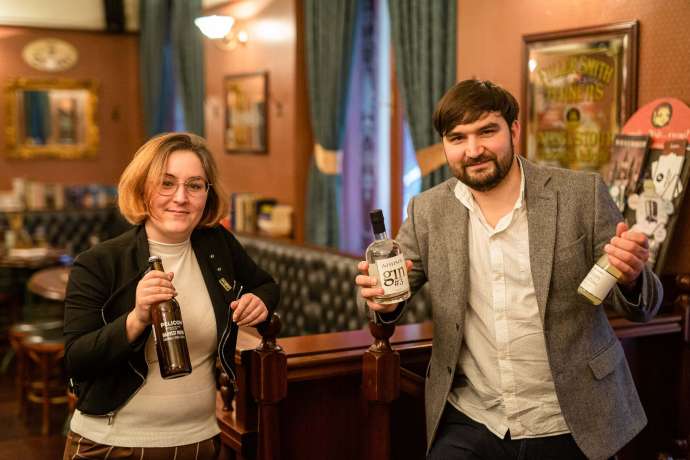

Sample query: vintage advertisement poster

[523,23,638,171]
[224,72,268,154]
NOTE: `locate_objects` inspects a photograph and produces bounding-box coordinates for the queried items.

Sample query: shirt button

[210,254,215,259]
[217,267,222,272]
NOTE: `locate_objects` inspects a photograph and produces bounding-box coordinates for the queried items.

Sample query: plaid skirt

[62,430,221,460]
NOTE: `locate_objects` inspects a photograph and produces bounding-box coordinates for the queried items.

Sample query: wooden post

[251,314,287,460]
[218,359,236,412]
[675,274,690,457]
[362,320,400,460]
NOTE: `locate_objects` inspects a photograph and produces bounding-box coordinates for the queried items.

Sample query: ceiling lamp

[195,14,248,50]
[194,15,235,39]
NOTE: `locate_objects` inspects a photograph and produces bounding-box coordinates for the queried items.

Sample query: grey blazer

[384,159,663,460]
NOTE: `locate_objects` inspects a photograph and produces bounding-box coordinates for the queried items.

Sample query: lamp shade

[194,15,235,39]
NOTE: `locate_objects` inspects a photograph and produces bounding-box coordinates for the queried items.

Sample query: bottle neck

[374,231,388,241]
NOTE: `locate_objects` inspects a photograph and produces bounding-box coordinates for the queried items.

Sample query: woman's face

[145,150,209,243]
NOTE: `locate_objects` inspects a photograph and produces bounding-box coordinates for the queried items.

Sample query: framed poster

[522,21,638,170]
[224,71,268,154]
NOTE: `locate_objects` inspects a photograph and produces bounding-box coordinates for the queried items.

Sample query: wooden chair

[22,333,68,435]
[8,320,63,418]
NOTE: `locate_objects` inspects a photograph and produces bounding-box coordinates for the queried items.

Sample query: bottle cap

[148,255,164,270]
[369,209,386,234]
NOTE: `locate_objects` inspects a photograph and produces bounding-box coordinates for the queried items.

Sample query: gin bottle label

[370,254,409,296]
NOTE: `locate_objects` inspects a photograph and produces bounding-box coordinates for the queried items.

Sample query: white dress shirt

[447,159,570,439]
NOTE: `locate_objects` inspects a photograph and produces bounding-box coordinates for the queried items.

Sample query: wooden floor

[0,364,66,460]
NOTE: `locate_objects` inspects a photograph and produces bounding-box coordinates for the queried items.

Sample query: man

[356,80,662,460]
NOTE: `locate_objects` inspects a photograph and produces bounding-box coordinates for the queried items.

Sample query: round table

[27,266,71,302]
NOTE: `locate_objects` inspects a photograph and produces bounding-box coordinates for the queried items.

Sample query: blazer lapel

[523,160,557,323]
[441,180,469,332]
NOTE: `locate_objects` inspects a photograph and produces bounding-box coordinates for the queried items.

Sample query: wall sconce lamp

[195,15,249,50]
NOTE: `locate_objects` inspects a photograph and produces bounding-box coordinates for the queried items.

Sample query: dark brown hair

[432,79,519,138]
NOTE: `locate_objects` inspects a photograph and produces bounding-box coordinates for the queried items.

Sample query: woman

[62,133,279,459]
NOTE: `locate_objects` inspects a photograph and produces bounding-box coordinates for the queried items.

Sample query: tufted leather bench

[236,235,432,337]
[0,207,131,257]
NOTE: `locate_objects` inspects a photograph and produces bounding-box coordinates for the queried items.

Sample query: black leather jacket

[64,224,279,416]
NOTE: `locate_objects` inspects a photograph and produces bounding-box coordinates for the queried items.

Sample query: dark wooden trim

[216,393,257,458]
[293,0,311,245]
[674,274,690,457]
[676,274,690,343]
[363,321,400,460]
[223,71,269,154]
[390,46,404,236]
[522,21,640,54]
[0,23,139,35]
[609,312,684,339]
[400,367,424,398]
[234,230,362,259]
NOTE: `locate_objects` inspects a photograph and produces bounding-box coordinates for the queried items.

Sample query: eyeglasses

[158,178,211,196]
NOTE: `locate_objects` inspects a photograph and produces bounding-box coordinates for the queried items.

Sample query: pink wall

[0,26,143,189]
[204,0,311,241]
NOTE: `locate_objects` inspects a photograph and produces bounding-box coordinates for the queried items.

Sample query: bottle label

[579,264,618,302]
[159,319,186,342]
[372,254,409,296]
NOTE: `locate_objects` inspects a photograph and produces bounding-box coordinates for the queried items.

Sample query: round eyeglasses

[158,178,211,196]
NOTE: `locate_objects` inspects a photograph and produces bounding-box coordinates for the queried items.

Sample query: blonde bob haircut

[118,132,228,227]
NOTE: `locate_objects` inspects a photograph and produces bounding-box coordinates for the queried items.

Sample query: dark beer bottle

[148,256,192,379]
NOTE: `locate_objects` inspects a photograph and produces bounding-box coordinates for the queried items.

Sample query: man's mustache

[463,155,495,167]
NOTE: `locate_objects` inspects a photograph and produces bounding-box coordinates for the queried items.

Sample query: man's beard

[449,143,515,192]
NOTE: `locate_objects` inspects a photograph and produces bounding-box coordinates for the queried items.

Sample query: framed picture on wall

[224,71,268,154]
[522,21,638,170]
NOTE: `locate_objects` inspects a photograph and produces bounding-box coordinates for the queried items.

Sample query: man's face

[442,112,520,192]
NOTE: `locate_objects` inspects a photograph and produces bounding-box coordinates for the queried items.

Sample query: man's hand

[604,222,649,287]
[355,260,414,313]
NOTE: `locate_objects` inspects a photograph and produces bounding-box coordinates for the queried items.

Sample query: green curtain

[389,0,456,190]
[171,0,205,136]
[139,0,169,136]
[304,0,358,248]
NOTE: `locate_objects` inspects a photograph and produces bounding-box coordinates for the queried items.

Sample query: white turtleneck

[70,238,220,447]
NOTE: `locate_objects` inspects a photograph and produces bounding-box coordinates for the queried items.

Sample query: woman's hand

[231,293,268,327]
[126,270,176,343]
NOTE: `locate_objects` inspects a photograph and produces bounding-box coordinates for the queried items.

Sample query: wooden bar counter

[216,295,689,460]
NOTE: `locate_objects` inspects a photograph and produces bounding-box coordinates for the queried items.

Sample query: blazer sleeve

[63,251,144,381]
[224,228,280,320]
[375,195,428,324]
[592,175,663,321]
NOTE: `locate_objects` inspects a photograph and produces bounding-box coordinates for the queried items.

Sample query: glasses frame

[157,178,212,197]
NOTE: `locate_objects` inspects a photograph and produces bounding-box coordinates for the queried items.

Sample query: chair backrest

[0,207,131,256]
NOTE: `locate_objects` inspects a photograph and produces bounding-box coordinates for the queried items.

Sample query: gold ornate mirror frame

[4,78,99,159]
